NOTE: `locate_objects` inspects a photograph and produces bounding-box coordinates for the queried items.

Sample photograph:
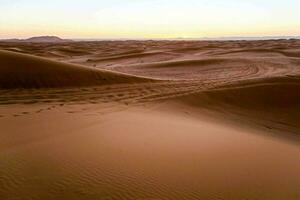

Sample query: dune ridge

[0,50,151,89]
[174,75,300,138]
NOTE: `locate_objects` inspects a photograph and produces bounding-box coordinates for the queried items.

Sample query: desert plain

[0,39,300,199]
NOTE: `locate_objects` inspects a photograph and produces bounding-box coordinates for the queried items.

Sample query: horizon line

[1,35,300,42]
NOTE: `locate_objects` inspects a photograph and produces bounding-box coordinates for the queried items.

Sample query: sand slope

[175,76,300,140]
[0,105,300,200]
[0,50,150,89]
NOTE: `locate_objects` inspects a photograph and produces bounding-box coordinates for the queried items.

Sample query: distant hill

[1,36,73,43]
[25,36,73,43]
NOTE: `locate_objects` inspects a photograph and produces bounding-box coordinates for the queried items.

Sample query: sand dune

[176,76,300,138]
[0,40,300,199]
[0,50,150,89]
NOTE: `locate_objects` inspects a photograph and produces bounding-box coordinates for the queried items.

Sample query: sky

[1,0,300,39]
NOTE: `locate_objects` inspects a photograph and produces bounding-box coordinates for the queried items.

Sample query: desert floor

[0,40,300,199]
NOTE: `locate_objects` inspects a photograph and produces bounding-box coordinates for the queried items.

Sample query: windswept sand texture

[0,40,300,200]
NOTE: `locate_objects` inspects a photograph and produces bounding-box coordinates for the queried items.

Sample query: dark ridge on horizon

[0,36,73,43]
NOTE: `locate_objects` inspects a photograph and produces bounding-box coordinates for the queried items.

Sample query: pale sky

[1,0,300,39]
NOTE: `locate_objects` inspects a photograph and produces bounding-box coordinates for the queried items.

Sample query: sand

[0,40,300,200]
[0,50,150,89]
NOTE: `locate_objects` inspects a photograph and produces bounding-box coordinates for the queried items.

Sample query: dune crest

[173,76,300,138]
[0,50,151,89]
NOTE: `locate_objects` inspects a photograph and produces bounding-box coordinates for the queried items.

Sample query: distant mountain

[1,36,73,43]
[26,36,73,43]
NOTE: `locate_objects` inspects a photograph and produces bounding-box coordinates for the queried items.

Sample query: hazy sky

[1,0,300,39]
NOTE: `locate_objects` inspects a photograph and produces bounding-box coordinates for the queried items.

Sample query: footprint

[265,125,273,130]
[36,109,43,113]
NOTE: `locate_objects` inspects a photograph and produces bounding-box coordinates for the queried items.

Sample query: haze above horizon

[1,0,300,39]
